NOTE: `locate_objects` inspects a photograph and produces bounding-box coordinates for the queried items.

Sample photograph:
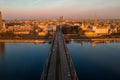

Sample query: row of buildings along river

[0,11,120,39]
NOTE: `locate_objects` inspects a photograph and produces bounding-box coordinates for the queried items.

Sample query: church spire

[94,15,98,26]
[0,11,3,30]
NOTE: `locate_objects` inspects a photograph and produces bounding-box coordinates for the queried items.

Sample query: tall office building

[59,16,63,26]
[59,16,63,29]
[94,15,98,26]
[60,16,63,23]
[0,11,3,30]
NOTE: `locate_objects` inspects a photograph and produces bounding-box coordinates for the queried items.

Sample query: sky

[0,0,120,19]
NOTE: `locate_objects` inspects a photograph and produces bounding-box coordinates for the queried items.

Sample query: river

[0,41,120,80]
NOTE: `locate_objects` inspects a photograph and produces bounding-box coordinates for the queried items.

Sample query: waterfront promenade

[66,38,120,41]
[1,38,120,43]
[0,39,49,43]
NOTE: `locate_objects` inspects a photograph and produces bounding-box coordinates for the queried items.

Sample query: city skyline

[0,0,120,20]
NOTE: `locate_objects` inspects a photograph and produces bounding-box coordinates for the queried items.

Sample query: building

[2,22,6,29]
[92,25,110,35]
[60,16,63,23]
[0,11,3,30]
[83,30,97,36]
[14,31,30,35]
[38,23,48,29]
[38,32,48,37]
[59,16,63,29]
[80,23,88,31]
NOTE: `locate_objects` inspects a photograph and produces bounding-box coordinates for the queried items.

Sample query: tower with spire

[0,11,3,30]
[59,16,63,29]
[94,15,98,26]
[59,16,63,24]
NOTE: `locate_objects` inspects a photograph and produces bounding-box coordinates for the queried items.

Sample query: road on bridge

[40,26,78,80]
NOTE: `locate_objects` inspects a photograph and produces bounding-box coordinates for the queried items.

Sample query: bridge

[40,26,78,80]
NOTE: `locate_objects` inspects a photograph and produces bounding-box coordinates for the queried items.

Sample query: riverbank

[0,39,50,43]
[66,38,120,41]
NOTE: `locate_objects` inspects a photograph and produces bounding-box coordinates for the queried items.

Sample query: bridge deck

[40,27,77,80]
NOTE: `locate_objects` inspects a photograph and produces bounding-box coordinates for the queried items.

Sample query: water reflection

[0,43,5,61]
[91,41,108,46]
[0,39,120,80]
[66,39,120,47]
[0,42,50,80]
[67,40,120,80]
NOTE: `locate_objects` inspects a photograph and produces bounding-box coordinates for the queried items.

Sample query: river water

[0,43,50,80]
[0,41,120,80]
[67,41,120,80]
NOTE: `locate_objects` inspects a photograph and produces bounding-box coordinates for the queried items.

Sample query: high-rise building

[59,16,63,29]
[0,11,3,30]
[94,15,98,26]
[60,16,63,22]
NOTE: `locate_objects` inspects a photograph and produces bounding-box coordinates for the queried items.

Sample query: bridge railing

[40,32,57,80]
[41,26,78,80]
[60,31,78,80]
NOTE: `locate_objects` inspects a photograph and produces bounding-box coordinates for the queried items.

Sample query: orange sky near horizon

[0,0,120,19]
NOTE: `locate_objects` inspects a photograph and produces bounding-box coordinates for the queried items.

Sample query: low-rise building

[38,23,48,29]
[83,30,97,36]
[92,24,110,35]
[38,31,48,37]
[14,31,30,35]
[80,24,88,31]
